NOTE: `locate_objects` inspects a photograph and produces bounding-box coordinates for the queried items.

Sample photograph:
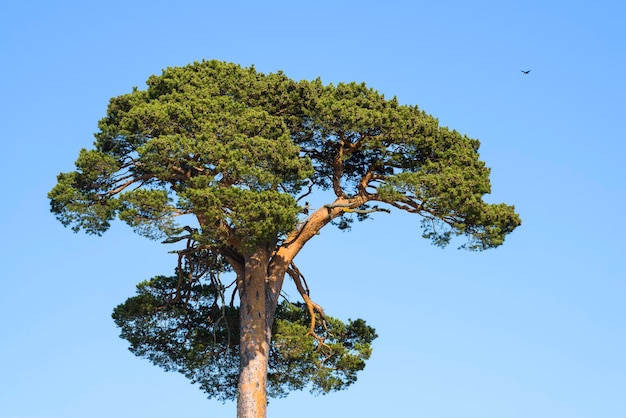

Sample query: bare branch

[324,203,390,215]
[287,262,329,351]
[296,181,314,203]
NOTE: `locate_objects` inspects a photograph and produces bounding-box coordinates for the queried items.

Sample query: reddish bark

[236,197,368,417]
[237,249,272,418]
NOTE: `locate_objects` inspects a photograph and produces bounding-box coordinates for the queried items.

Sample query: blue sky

[1,1,624,417]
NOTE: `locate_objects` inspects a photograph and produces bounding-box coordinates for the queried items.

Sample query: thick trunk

[237,249,273,418]
[234,198,365,417]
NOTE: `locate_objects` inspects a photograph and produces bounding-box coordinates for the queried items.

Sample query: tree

[49,60,521,418]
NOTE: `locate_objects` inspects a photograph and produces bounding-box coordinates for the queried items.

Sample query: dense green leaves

[50,61,316,249]
[50,59,519,251]
[118,189,178,240]
[272,304,377,395]
[112,274,377,401]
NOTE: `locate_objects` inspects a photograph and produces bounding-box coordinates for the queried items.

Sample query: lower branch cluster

[112,269,377,401]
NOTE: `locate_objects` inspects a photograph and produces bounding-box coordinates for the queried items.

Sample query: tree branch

[323,203,390,215]
[296,181,314,203]
[105,174,153,196]
[287,262,329,350]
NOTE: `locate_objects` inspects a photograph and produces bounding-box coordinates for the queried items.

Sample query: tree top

[49,59,520,256]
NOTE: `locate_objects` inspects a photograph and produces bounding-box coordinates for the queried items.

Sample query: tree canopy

[50,60,519,251]
[49,59,521,416]
[111,251,377,401]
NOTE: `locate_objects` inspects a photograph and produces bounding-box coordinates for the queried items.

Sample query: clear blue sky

[1,1,624,417]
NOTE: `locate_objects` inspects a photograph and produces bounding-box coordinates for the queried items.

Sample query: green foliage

[112,274,377,401]
[181,183,301,251]
[271,302,377,396]
[118,189,178,240]
[49,59,519,251]
[50,61,314,250]
[299,82,520,248]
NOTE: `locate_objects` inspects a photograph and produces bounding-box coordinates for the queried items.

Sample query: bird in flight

[521,70,531,74]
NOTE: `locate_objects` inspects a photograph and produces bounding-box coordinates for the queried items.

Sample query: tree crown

[49,59,520,254]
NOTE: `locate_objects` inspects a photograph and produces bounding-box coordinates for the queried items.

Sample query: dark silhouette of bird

[521,70,531,74]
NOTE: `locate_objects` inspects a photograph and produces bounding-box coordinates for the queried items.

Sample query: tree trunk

[234,198,364,417]
[237,249,273,418]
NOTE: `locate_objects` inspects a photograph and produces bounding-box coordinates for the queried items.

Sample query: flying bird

[521,70,531,74]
